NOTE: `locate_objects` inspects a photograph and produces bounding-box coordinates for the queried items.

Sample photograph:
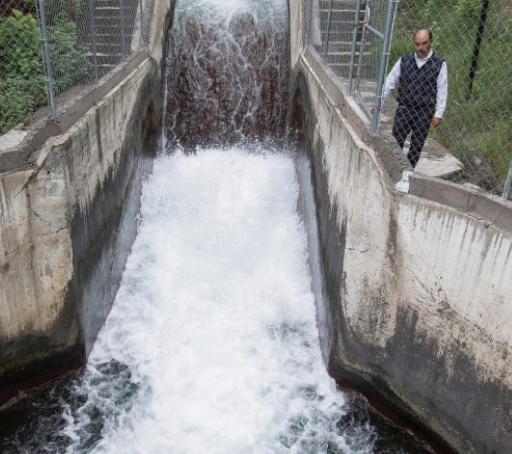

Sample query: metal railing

[0,0,147,150]
[305,0,512,200]
[348,0,399,132]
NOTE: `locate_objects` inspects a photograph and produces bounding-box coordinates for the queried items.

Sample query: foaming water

[66,147,368,454]
[0,147,381,454]
[0,148,437,454]
[163,0,289,150]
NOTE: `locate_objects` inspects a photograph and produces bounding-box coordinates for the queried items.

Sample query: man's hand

[431,117,443,128]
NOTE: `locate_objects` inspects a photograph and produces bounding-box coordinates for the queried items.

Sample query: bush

[0,9,45,132]
[0,7,90,134]
[454,0,483,18]
[0,77,45,131]
[49,15,91,93]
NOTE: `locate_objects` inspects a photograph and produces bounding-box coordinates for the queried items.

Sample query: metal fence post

[503,154,512,200]
[306,0,313,42]
[371,0,399,133]
[323,0,334,61]
[36,0,57,119]
[119,0,127,57]
[354,1,369,97]
[139,0,144,47]
[348,0,363,95]
[89,0,99,81]
[467,0,490,100]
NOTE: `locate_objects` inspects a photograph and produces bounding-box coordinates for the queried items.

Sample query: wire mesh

[305,0,512,199]
[0,0,146,152]
[353,0,389,119]
[387,0,512,196]
[0,1,44,149]
[307,0,365,78]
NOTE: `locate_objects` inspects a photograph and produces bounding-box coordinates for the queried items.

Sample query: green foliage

[49,16,90,93]
[0,10,42,78]
[0,77,45,132]
[0,8,90,134]
[454,0,482,18]
[22,0,37,9]
[391,1,512,192]
[0,10,45,132]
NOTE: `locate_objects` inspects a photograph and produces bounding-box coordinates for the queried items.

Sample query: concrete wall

[290,2,512,454]
[0,0,175,404]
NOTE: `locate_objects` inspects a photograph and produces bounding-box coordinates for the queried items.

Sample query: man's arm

[381,58,401,103]
[432,62,448,126]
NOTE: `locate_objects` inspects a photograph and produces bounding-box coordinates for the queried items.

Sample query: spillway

[0,0,437,453]
[163,0,289,149]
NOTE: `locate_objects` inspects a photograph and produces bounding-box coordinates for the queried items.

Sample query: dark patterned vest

[397,53,444,111]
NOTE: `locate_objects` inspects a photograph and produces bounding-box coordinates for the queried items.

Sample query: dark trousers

[392,105,434,168]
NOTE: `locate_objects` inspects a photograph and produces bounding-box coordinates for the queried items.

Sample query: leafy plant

[0,10,45,132]
[0,10,42,77]
[0,7,90,134]
[0,77,45,131]
[454,0,483,18]
[21,0,37,9]
[49,15,91,93]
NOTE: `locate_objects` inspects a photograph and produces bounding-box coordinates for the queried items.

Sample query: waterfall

[163,0,289,150]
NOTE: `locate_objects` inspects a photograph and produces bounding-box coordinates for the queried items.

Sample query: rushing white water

[164,0,289,149]
[55,147,375,454]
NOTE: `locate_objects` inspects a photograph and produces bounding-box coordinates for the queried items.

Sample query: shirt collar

[415,50,433,62]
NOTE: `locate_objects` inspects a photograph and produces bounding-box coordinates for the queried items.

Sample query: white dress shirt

[382,50,448,118]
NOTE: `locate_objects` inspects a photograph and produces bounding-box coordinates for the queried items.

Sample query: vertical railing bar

[467,0,490,100]
[139,0,145,48]
[119,0,127,58]
[372,0,400,132]
[348,0,363,94]
[36,0,57,120]
[503,154,512,200]
[354,0,370,98]
[90,0,99,81]
[323,0,334,61]
[306,0,314,43]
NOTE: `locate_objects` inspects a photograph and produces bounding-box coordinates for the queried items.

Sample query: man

[382,29,448,169]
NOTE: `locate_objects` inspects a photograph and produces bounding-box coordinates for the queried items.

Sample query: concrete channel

[0,1,511,452]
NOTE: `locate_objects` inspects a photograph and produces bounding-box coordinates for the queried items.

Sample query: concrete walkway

[355,79,463,178]
[379,100,463,178]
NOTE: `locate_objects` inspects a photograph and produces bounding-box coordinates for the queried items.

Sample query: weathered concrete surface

[0,0,176,403]
[0,0,175,175]
[0,57,159,402]
[290,2,512,454]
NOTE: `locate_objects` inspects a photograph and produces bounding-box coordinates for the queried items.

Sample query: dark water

[0,363,139,454]
[0,370,436,453]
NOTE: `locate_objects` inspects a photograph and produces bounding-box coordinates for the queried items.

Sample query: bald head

[414,29,432,58]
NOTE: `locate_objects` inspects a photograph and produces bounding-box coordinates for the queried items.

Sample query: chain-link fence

[350,0,397,132]
[0,0,147,151]
[305,0,512,199]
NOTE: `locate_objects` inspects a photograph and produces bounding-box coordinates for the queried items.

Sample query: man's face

[414,32,431,58]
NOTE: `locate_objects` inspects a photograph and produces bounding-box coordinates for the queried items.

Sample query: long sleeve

[382,58,401,102]
[435,62,448,118]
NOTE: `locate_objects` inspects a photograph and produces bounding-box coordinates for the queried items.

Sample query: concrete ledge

[302,46,409,185]
[0,56,161,404]
[302,44,512,236]
[292,13,512,453]
[0,51,148,175]
[0,0,175,403]
[410,173,512,231]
